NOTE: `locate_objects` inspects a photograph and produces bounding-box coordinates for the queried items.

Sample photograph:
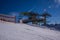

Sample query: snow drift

[0,21,60,40]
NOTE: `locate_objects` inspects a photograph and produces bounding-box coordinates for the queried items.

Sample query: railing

[0,14,16,23]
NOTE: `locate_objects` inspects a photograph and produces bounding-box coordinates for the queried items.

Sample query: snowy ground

[0,21,60,40]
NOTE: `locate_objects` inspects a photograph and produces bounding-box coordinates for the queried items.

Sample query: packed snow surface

[0,21,60,40]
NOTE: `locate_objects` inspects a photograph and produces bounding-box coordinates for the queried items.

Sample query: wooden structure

[0,14,16,23]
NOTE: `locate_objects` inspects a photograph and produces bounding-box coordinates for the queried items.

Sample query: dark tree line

[20,11,51,26]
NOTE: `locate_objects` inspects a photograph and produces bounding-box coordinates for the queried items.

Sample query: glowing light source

[48,6,52,8]
[44,9,47,12]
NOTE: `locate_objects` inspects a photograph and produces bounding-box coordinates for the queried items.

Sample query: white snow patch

[0,21,60,40]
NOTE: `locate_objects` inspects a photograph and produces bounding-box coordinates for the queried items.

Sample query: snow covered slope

[0,21,60,40]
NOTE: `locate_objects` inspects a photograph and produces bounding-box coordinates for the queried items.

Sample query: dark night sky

[0,0,60,24]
